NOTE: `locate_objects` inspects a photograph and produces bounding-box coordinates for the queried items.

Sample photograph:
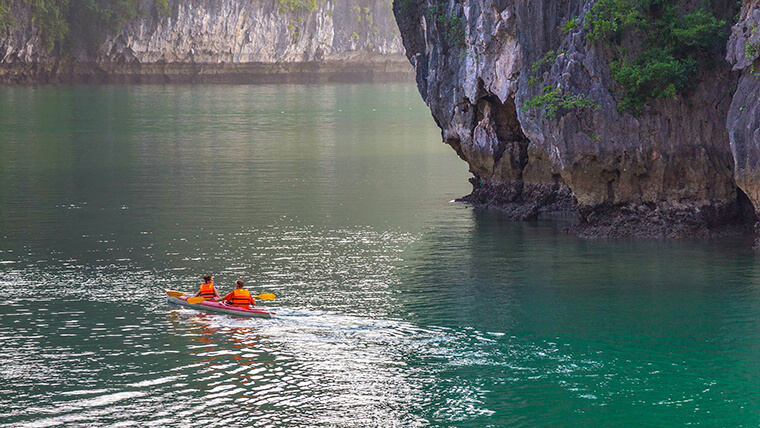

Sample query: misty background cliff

[0,0,411,82]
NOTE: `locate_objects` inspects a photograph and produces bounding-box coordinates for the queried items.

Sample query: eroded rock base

[569,197,757,239]
[459,181,758,238]
[456,180,576,220]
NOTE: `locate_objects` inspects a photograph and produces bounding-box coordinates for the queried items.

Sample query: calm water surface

[1,84,759,427]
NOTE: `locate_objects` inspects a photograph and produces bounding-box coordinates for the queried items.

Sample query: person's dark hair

[236,280,244,287]
[203,275,212,283]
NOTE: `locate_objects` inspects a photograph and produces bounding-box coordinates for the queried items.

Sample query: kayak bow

[165,289,275,319]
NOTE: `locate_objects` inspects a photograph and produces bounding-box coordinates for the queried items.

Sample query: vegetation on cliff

[396,0,465,47]
[0,0,11,32]
[279,0,319,14]
[585,0,728,115]
[525,86,601,119]
[423,2,465,47]
[0,0,170,53]
[278,0,320,42]
[524,49,602,118]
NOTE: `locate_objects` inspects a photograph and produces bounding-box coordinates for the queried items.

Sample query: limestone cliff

[727,0,760,225]
[0,0,412,83]
[395,0,758,237]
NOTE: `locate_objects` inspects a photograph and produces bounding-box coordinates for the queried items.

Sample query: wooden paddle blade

[166,290,185,297]
[186,296,206,304]
[255,293,276,300]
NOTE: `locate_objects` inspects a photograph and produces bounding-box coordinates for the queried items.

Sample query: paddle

[166,290,185,297]
[186,293,276,304]
[255,293,276,300]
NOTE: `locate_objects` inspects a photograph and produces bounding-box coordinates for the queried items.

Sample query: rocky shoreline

[456,179,758,239]
[455,180,576,221]
[0,54,414,84]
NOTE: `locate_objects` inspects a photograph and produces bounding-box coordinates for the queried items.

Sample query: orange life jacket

[228,288,254,307]
[198,282,216,299]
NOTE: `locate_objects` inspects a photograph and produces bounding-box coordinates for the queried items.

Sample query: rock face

[727,0,760,222]
[395,0,758,237]
[0,0,413,83]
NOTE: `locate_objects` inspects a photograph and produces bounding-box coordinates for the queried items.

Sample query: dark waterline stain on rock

[0,59,416,84]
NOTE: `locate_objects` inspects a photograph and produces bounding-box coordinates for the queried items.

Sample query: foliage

[458,47,481,65]
[527,49,566,87]
[396,0,414,16]
[746,21,760,76]
[287,16,302,42]
[353,5,374,27]
[154,0,170,17]
[15,0,141,53]
[279,0,320,42]
[746,22,759,65]
[524,86,601,119]
[585,0,642,45]
[531,49,566,70]
[66,0,141,51]
[585,0,727,114]
[745,41,759,62]
[608,48,698,114]
[424,2,465,47]
[27,0,70,52]
[279,0,318,14]
[0,0,12,33]
[561,17,578,34]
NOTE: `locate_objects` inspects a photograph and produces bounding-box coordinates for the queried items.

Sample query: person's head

[236,280,244,288]
[203,275,212,283]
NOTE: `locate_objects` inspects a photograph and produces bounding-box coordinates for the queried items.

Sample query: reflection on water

[1,85,760,427]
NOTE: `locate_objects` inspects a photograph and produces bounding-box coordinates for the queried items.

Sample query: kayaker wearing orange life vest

[194,275,221,301]
[222,280,255,308]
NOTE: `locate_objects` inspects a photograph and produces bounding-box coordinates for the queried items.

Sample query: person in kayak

[222,280,256,308]
[194,275,221,301]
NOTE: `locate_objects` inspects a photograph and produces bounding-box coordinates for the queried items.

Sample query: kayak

[165,289,275,319]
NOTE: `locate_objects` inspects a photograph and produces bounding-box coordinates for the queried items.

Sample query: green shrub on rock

[424,1,465,47]
[525,86,601,119]
[0,0,13,33]
[279,0,319,14]
[586,0,727,115]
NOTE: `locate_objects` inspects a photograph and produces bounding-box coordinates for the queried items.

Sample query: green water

[1,84,759,427]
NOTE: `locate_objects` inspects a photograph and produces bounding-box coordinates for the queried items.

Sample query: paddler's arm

[220,291,234,304]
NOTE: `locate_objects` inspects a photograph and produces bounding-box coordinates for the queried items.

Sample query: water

[1,84,759,427]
